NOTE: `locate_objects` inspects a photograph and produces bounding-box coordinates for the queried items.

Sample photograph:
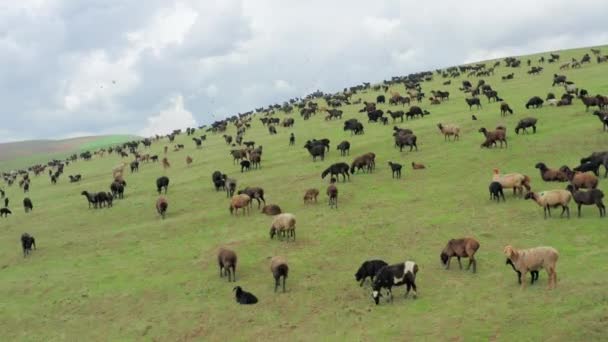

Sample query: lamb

[327,181,338,209]
[388,161,402,178]
[535,162,568,182]
[270,256,289,292]
[440,237,480,273]
[21,233,36,257]
[156,196,168,219]
[372,261,419,305]
[411,162,425,169]
[503,245,559,289]
[269,213,296,241]
[240,160,251,172]
[336,141,350,156]
[479,127,507,148]
[229,194,251,216]
[0,207,12,217]
[303,189,319,204]
[489,181,505,202]
[437,123,460,141]
[506,259,540,285]
[218,247,237,282]
[350,154,375,174]
[566,184,605,217]
[355,259,388,286]
[261,204,282,215]
[233,286,258,305]
[492,169,531,196]
[524,190,572,219]
[156,176,170,194]
[500,102,513,116]
[515,117,538,134]
[23,197,33,213]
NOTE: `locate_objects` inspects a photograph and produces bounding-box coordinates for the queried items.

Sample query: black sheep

[0,207,12,217]
[388,162,402,178]
[372,261,419,305]
[212,171,226,191]
[81,191,97,208]
[515,117,538,134]
[525,96,544,109]
[489,181,505,202]
[580,152,608,178]
[130,161,139,173]
[21,233,36,257]
[574,160,601,176]
[233,286,258,305]
[321,163,350,182]
[566,184,605,217]
[355,259,388,286]
[506,259,539,284]
[23,198,33,213]
[240,160,251,172]
[110,180,126,199]
[304,141,326,161]
[156,176,170,194]
[336,141,350,156]
[465,97,482,110]
[4,197,8,207]
[289,133,295,146]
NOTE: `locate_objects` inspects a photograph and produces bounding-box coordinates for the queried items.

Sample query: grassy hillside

[2,45,608,341]
[0,135,139,171]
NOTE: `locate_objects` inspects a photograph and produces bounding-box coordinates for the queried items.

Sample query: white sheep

[503,245,559,289]
[524,190,572,219]
[269,213,296,241]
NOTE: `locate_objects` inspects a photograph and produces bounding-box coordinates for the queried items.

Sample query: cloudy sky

[1,0,607,142]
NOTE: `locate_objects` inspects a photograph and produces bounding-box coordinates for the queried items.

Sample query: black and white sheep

[372,261,419,305]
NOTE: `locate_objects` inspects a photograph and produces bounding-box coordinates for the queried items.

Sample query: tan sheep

[269,213,296,241]
[229,194,251,216]
[492,168,531,196]
[562,167,599,190]
[303,189,319,204]
[503,245,559,289]
[270,256,289,292]
[524,190,572,219]
[437,123,460,141]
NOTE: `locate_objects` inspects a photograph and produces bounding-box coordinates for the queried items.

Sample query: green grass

[2,45,608,341]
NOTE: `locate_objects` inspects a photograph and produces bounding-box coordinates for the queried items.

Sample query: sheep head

[440,252,449,266]
[269,227,277,239]
[503,245,517,261]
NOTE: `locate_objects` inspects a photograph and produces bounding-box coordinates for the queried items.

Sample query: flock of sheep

[1,47,607,307]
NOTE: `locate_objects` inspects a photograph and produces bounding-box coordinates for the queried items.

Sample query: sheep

[465,97,482,110]
[500,102,513,116]
[225,177,237,198]
[411,162,425,169]
[23,197,33,213]
[574,160,601,177]
[525,96,544,109]
[0,207,12,217]
[535,162,568,182]
[489,181,505,202]
[524,190,572,219]
[506,259,540,285]
[503,245,559,289]
[261,204,282,215]
[81,191,97,208]
[561,167,599,190]
[110,180,126,199]
[372,261,419,305]
[156,176,170,194]
[355,259,388,286]
[130,161,139,173]
[440,238,480,273]
[350,154,374,174]
[327,181,338,209]
[593,110,608,131]
[240,160,251,172]
[303,189,319,204]
[515,117,538,134]
[336,141,350,156]
[304,141,325,161]
[186,156,193,166]
[394,133,418,152]
[237,187,266,208]
[229,194,251,216]
[269,213,296,241]
[437,123,460,141]
[218,247,237,282]
[156,196,168,219]
[492,169,531,196]
[21,233,36,257]
[566,184,605,217]
[212,171,226,191]
[321,162,350,182]
[580,152,608,178]
[270,256,289,292]
[233,286,258,305]
[387,161,402,178]
[479,127,507,148]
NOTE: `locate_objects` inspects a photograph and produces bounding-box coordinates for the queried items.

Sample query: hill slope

[1,45,608,341]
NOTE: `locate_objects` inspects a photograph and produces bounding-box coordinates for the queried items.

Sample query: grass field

[2,45,608,341]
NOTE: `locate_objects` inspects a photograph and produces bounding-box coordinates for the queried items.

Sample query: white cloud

[205,84,219,97]
[139,94,197,137]
[274,79,294,92]
[363,16,400,38]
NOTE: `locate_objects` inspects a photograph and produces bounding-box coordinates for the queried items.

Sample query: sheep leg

[520,271,527,289]
[405,283,411,298]
[411,282,418,298]
[457,257,462,270]
[283,277,286,292]
[275,276,280,292]
[578,203,582,217]
[445,257,451,270]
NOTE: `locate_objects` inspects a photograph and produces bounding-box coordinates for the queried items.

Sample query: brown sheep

[218,247,237,282]
[156,196,168,219]
[561,167,599,190]
[411,162,426,169]
[304,189,319,204]
[162,157,171,170]
[479,127,507,148]
[440,238,480,273]
[492,169,531,196]
[327,182,338,209]
[270,256,289,292]
[229,194,251,215]
[350,153,375,174]
[186,156,193,166]
[535,162,568,182]
[261,204,282,215]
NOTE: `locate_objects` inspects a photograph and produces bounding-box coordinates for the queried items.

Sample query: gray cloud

[1,0,607,141]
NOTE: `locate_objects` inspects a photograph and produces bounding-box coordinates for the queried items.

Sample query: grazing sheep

[156,176,170,194]
[440,238,480,273]
[23,197,33,213]
[269,213,296,241]
[350,154,375,174]
[327,181,338,209]
[218,247,237,282]
[0,208,12,217]
[233,286,258,305]
[479,127,507,148]
[437,123,460,141]
[156,196,168,219]
[566,184,605,217]
[411,162,425,169]
[303,189,319,204]
[372,261,419,305]
[515,117,538,134]
[503,245,559,289]
[225,177,237,198]
[355,259,388,286]
[388,161,402,178]
[466,97,482,110]
[21,233,36,257]
[337,141,350,156]
[525,96,544,109]
[506,259,540,285]
[321,162,350,182]
[500,102,513,116]
[524,190,572,219]
[492,169,531,196]
[270,256,289,292]
[489,181,505,202]
[561,167,599,190]
[237,187,266,208]
[229,194,251,216]
[261,204,282,215]
[535,162,568,182]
